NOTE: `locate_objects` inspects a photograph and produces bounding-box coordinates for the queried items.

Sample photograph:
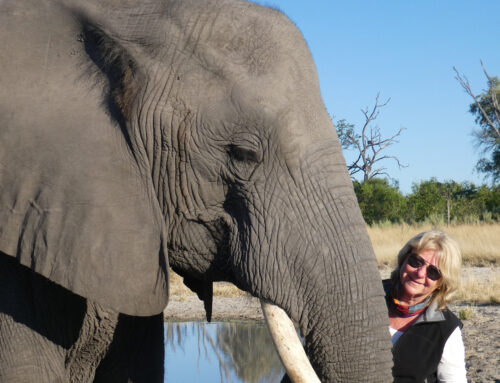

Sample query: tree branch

[454,66,500,141]
[481,61,500,138]
[334,93,406,181]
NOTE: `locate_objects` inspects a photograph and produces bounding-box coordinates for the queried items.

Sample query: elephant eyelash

[227,144,260,163]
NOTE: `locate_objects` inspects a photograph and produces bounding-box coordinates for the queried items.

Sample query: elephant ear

[0,9,168,316]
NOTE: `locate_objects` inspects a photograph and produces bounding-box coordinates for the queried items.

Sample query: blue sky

[263,1,500,194]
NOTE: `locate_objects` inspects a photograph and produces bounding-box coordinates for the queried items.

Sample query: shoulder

[423,305,463,341]
[414,304,462,345]
[440,307,463,330]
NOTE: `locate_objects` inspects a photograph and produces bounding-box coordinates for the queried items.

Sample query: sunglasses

[406,253,442,281]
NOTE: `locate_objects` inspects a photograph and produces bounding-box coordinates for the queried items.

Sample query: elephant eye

[227,144,260,163]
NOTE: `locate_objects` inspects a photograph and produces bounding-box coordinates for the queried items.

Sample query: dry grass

[457,305,476,321]
[168,272,188,297]
[454,272,500,305]
[169,270,247,298]
[214,283,248,297]
[367,222,500,267]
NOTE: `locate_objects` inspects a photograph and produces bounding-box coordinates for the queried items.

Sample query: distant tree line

[353,178,500,226]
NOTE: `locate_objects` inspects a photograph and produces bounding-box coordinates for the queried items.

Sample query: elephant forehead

[167,0,315,83]
[278,110,337,172]
[228,73,336,166]
[171,0,301,69]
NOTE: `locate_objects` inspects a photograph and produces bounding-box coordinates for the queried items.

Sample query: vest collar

[383,279,447,324]
[414,301,445,324]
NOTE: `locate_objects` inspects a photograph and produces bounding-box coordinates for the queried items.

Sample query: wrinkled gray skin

[0,0,392,382]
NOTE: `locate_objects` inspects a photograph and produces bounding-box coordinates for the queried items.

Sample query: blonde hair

[390,230,462,310]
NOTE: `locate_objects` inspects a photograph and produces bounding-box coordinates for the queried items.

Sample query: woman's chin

[400,281,426,302]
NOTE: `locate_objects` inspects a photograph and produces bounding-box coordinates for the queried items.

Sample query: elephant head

[0,0,392,381]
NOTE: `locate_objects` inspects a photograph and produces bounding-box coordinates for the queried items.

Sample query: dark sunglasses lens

[407,254,424,268]
[427,266,442,281]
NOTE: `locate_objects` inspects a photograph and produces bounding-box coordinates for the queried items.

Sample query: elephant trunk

[290,206,392,382]
[251,143,393,382]
[302,276,393,382]
[265,238,393,382]
[261,258,392,383]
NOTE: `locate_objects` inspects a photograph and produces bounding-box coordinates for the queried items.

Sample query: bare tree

[454,62,500,182]
[334,93,406,181]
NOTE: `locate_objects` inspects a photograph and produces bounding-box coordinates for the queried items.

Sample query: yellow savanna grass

[169,271,246,298]
[367,222,500,267]
[454,272,500,304]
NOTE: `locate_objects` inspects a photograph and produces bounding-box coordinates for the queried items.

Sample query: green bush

[353,178,407,225]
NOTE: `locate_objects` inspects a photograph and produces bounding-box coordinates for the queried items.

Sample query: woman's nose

[416,266,427,278]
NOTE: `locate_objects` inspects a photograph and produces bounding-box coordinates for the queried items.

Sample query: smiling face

[399,248,442,305]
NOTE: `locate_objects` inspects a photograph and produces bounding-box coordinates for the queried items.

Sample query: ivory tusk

[261,300,321,383]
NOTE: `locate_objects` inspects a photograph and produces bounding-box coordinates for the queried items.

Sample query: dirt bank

[164,295,263,322]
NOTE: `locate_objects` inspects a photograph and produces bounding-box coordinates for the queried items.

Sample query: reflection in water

[165,322,284,383]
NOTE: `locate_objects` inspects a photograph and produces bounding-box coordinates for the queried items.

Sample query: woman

[384,230,467,382]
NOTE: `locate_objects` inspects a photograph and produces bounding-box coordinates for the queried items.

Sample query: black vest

[383,280,462,383]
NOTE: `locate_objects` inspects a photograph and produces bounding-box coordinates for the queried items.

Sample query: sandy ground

[164,295,264,322]
[164,268,500,383]
[457,304,500,383]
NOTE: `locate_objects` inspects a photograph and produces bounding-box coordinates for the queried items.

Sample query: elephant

[0,0,393,382]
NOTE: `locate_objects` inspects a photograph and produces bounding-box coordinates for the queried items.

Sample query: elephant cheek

[168,216,232,280]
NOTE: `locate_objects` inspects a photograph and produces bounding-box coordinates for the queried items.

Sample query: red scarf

[391,284,432,317]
